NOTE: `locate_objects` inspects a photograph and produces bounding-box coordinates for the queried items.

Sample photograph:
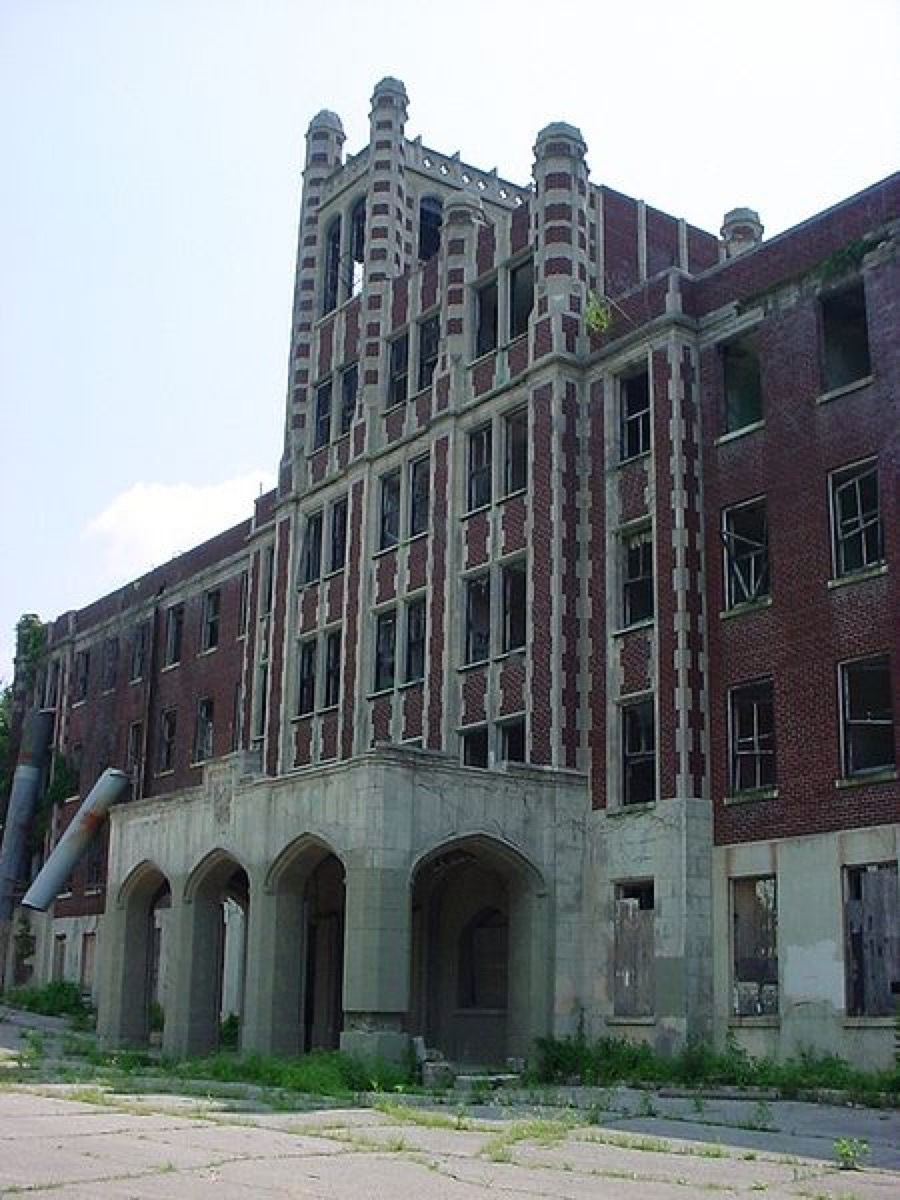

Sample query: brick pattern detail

[620,629,653,695]
[500,494,527,555]
[293,718,312,767]
[462,667,488,725]
[402,684,424,740]
[464,511,490,569]
[499,656,526,717]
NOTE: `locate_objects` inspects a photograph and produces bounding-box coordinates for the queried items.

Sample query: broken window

[831,459,883,577]
[417,314,440,390]
[329,496,348,572]
[158,708,177,773]
[468,423,492,510]
[845,862,899,1017]
[387,332,409,407]
[822,284,871,392]
[193,697,214,763]
[465,574,491,664]
[501,560,526,653]
[509,258,534,340]
[729,680,776,793]
[201,589,220,652]
[313,380,332,450]
[840,656,895,776]
[323,216,341,315]
[339,363,357,435]
[404,596,426,683]
[723,333,762,432]
[409,455,430,537]
[374,610,396,692]
[475,277,498,357]
[722,498,769,607]
[500,717,526,763]
[418,195,443,262]
[502,407,528,496]
[300,511,323,584]
[74,650,90,702]
[620,369,651,461]
[164,604,184,667]
[323,629,342,708]
[732,875,779,1016]
[126,720,143,795]
[379,470,401,550]
[349,197,366,296]
[101,637,118,691]
[462,726,489,768]
[622,528,654,626]
[296,639,317,716]
[622,697,655,805]
[237,570,250,636]
[613,882,655,1018]
[458,907,508,1008]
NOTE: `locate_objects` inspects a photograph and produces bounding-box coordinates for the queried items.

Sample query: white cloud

[82,471,274,592]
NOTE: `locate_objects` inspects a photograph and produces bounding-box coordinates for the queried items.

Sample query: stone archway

[410,836,549,1066]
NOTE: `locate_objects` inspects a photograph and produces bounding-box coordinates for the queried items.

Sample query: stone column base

[340,1028,410,1064]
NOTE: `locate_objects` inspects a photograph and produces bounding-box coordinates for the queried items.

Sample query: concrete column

[241,877,305,1056]
[96,900,151,1049]
[340,863,411,1062]
[162,881,222,1060]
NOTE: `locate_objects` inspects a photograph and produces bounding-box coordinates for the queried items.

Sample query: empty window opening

[374,610,397,692]
[468,423,493,510]
[349,197,366,296]
[462,726,489,768]
[500,718,526,763]
[723,333,762,432]
[301,511,323,584]
[418,195,443,262]
[387,333,409,408]
[409,456,430,537]
[831,460,883,577]
[237,570,250,636]
[164,605,184,667]
[465,575,491,664]
[296,640,317,716]
[158,708,177,773]
[509,258,534,339]
[620,369,651,461]
[623,528,654,626]
[202,589,221,652]
[503,407,528,496]
[74,650,90,702]
[501,561,526,653]
[405,597,426,683]
[231,682,243,751]
[417,315,440,390]
[193,697,214,763]
[614,882,655,1018]
[845,863,898,1017]
[329,496,348,572]
[730,680,776,793]
[732,875,778,1016]
[323,630,342,708]
[475,278,498,357]
[126,720,143,796]
[102,637,118,691]
[622,698,655,805]
[339,363,358,435]
[841,656,895,776]
[458,907,508,1008]
[323,216,341,314]
[260,545,275,616]
[723,499,769,607]
[822,284,871,392]
[379,470,401,550]
[313,381,332,449]
[254,663,268,742]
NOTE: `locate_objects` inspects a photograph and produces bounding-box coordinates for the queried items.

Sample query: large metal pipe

[22,768,129,912]
[0,709,55,923]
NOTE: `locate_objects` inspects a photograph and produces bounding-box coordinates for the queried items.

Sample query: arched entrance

[110,862,172,1047]
[410,836,548,1066]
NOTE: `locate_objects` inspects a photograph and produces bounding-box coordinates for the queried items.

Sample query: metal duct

[0,709,55,923]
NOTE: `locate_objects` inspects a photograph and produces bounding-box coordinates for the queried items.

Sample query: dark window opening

[501,561,526,652]
[822,284,871,392]
[623,529,654,626]
[732,875,779,1016]
[622,698,655,805]
[387,333,409,407]
[418,195,443,262]
[193,697,214,763]
[475,278,498,357]
[339,363,358,435]
[614,881,655,1017]
[126,720,143,789]
[164,605,184,667]
[102,637,118,691]
[349,198,366,296]
[323,630,342,708]
[500,718,526,763]
[417,314,440,390]
[503,407,527,495]
[329,496,348,572]
[238,570,250,636]
[202,589,220,652]
[313,381,332,449]
[841,657,895,776]
[458,907,508,1008]
[468,423,492,510]
[465,575,491,664]
[723,334,762,432]
[158,708,177,773]
[620,369,651,461]
[509,258,534,339]
[301,512,323,584]
[405,597,426,683]
[730,680,776,793]
[845,863,898,1017]
[297,640,317,716]
[374,610,396,692]
[74,650,90,702]
[462,726,489,768]
[409,456,430,537]
[261,546,275,615]
[231,682,243,751]
[254,663,268,741]
[323,216,341,314]
[723,499,769,607]
[379,470,401,549]
[832,460,883,577]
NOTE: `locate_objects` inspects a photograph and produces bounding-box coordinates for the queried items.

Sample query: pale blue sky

[1,0,897,680]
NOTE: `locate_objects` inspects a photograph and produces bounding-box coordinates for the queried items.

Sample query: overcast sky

[1,0,897,682]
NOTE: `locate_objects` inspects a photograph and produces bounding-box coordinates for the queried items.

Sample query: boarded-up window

[732,876,778,1016]
[845,863,899,1017]
[613,882,654,1017]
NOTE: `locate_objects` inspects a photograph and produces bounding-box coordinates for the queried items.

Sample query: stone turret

[720,207,764,258]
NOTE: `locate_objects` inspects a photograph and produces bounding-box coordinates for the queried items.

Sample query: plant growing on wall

[585,291,614,335]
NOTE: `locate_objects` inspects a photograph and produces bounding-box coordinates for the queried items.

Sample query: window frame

[417,313,440,392]
[323,628,342,709]
[329,495,348,573]
[296,638,317,717]
[201,588,221,653]
[404,595,427,684]
[728,679,776,794]
[502,406,528,497]
[158,707,177,773]
[387,332,409,408]
[619,368,651,462]
[339,363,358,435]
[509,257,534,341]
[722,331,763,434]
[622,526,654,627]
[621,696,656,806]
[461,725,489,768]
[467,423,493,512]
[300,511,324,585]
[312,379,333,450]
[163,604,184,668]
[408,455,430,538]
[500,559,526,653]
[731,874,779,1017]
[722,497,770,609]
[821,282,871,394]
[379,469,401,550]
[464,573,492,665]
[193,697,215,764]
[839,655,895,777]
[474,276,499,358]
[830,458,883,579]
[373,609,397,693]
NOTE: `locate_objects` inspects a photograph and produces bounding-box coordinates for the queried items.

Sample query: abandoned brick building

[14,79,899,1068]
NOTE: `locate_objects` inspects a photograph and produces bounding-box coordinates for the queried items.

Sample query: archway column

[162,876,221,1060]
[96,898,149,1048]
[241,876,305,1056]
[340,863,411,1063]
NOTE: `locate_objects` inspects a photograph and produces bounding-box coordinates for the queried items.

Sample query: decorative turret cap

[721,207,764,257]
[307,109,344,137]
[534,121,587,158]
[371,77,409,104]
